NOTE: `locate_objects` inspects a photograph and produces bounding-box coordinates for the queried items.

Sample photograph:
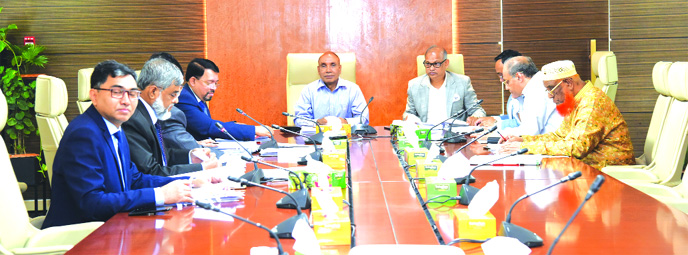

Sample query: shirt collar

[139,98,158,124]
[422,71,448,89]
[188,83,203,103]
[575,81,594,102]
[521,71,543,96]
[102,117,121,136]
[318,79,347,91]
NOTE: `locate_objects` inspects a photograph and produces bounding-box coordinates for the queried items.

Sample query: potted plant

[0,7,48,155]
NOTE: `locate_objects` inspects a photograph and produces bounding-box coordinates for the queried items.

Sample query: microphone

[351,96,377,135]
[241,155,312,210]
[458,148,528,205]
[226,176,309,239]
[422,104,473,149]
[236,108,278,150]
[453,125,497,155]
[438,127,484,147]
[445,99,484,143]
[215,122,265,184]
[498,171,583,248]
[272,124,322,162]
[282,112,324,145]
[547,175,605,255]
[195,201,288,255]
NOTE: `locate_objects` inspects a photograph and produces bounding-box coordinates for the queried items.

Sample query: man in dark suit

[176,58,272,141]
[122,57,218,176]
[43,60,217,229]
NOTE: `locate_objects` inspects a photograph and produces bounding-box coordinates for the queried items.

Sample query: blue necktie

[114,131,127,191]
[154,121,168,167]
[198,100,209,116]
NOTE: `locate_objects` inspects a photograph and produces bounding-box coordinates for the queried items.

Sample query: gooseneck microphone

[226,176,309,239]
[445,99,484,143]
[195,200,288,255]
[215,122,265,183]
[547,175,605,255]
[272,124,322,162]
[236,108,278,150]
[241,155,312,210]
[458,148,528,205]
[498,171,583,248]
[422,103,474,149]
[282,112,324,144]
[454,125,498,154]
[351,96,377,135]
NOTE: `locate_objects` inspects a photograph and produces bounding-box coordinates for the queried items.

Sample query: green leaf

[15,111,24,120]
[17,101,29,111]
[23,118,33,126]
[23,129,31,135]
[6,118,17,126]
[16,123,24,130]
[6,96,15,104]
[8,24,17,30]
[9,132,17,140]
[22,91,30,98]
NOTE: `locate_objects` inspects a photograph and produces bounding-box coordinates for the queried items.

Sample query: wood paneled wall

[611,0,688,156]
[0,0,204,153]
[206,0,452,126]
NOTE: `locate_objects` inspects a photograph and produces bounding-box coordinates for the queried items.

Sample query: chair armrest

[30,216,45,229]
[25,221,103,248]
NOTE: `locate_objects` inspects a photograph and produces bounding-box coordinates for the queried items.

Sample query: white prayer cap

[541,60,577,81]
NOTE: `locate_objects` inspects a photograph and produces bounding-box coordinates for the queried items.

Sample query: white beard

[152,96,172,121]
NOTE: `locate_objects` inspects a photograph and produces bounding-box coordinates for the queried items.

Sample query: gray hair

[505,56,538,78]
[425,45,448,60]
[137,57,184,90]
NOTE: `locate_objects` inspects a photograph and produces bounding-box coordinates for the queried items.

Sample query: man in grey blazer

[403,46,486,124]
[161,106,223,166]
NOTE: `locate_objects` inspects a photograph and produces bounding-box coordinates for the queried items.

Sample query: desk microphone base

[498,221,544,248]
[276,188,311,210]
[272,213,310,239]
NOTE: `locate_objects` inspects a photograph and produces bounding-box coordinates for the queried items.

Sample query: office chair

[285,53,356,125]
[76,68,94,114]
[0,88,103,255]
[591,51,619,101]
[603,62,688,187]
[416,54,465,76]
[35,75,70,186]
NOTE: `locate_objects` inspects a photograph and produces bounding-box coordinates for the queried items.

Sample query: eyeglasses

[423,59,447,68]
[94,87,141,99]
[547,80,564,96]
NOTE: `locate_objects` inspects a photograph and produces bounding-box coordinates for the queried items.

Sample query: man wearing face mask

[122,57,218,176]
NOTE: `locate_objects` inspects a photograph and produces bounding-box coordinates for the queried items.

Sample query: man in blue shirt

[294,51,369,127]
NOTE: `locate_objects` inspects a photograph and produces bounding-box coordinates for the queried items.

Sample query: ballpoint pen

[496,130,507,141]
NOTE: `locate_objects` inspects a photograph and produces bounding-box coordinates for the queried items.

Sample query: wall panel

[611,0,688,156]
[207,0,452,126]
[0,1,205,153]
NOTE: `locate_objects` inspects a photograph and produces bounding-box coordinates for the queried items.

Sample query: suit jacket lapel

[86,106,126,191]
[445,73,458,116]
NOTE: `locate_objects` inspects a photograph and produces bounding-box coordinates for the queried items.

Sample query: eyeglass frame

[93,87,142,99]
[423,59,447,69]
[547,79,564,96]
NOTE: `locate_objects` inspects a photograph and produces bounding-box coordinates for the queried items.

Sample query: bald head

[504,56,538,79]
[318,51,342,88]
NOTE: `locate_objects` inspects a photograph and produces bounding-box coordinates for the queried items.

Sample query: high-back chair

[0,86,103,255]
[76,68,94,114]
[603,62,688,187]
[591,51,619,101]
[285,53,356,125]
[603,61,673,172]
[416,54,465,76]
[35,75,70,185]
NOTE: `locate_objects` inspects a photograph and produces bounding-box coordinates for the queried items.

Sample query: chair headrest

[667,62,688,101]
[35,75,69,117]
[286,53,356,85]
[591,51,618,84]
[417,54,465,76]
[0,87,7,130]
[652,61,672,96]
[78,68,94,101]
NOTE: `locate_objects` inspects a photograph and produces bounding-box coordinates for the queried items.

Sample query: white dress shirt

[501,71,563,136]
[425,78,448,125]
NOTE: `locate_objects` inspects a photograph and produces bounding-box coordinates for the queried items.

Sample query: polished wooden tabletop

[67,127,688,254]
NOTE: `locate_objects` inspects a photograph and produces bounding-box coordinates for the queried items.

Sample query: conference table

[67,127,688,254]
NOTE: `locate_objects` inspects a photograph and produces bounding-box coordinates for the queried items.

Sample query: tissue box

[311,210,351,246]
[396,138,414,151]
[415,129,432,141]
[311,187,344,211]
[323,150,347,170]
[426,177,457,206]
[329,170,347,189]
[288,169,316,190]
[418,160,443,178]
[318,124,352,136]
[453,209,496,240]
[404,148,428,176]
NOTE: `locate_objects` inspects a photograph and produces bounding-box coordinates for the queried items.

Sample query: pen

[496,130,506,141]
